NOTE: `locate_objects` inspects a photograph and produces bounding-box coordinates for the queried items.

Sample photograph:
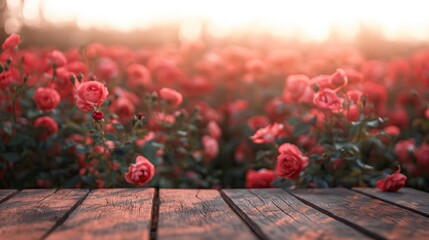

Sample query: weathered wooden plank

[0,189,18,204]
[0,189,88,240]
[353,187,429,217]
[47,188,155,240]
[222,189,369,240]
[290,188,429,240]
[157,189,257,240]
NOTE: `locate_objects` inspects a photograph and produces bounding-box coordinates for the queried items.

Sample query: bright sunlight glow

[5,0,429,41]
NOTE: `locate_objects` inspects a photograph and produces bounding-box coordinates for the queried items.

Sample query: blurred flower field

[0,34,427,191]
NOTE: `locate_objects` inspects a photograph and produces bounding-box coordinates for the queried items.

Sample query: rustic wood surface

[290,188,429,240]
[222,188,369,240]
[0,189,18,203]
[353,187,429,217]
[0,187,428,240]
[157,189,257,240]
[0,189,88,240]
[47,188,154,240]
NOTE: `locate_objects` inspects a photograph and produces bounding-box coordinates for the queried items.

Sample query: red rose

[159,88,183,106]
[415,144,429,172]
[202,135,219,161]
[109,98,135,124]
[75,81,109,111]
[34,116,58,140]
[388,108,409,129]
[425,108,429,119]
[207,121,222,140]
[276,143,309,179]
[376,167,407,192]
[0,71,13,90]
[125,155,155,186]
[245,169,275,188]
[34,87,61,111]
[313,88,344,112]
[2,33,20,50]
[250,123,283,144]
[247,115,270,131]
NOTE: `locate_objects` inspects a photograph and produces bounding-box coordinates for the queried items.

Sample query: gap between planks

[151,188,160,240]
[286,189,386,240]
[0,189,20,204]
[41,189,91,240]
[219,190,267,240]
[351,188,429,218]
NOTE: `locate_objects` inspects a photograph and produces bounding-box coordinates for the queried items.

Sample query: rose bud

[92,111,104,121]
[2,33,20,50]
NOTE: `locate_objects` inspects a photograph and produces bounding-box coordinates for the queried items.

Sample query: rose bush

[0,33,428,191]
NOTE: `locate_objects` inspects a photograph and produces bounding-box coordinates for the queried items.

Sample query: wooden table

[0,188,428,240]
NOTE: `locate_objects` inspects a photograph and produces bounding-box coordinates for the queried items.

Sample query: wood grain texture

[222,189,369,240]
[290,188,429,240]
[47,188,154,240]
[353,187,429,217]
[0,189,18,203]
[157,189,257,240]
[0,189,88,240]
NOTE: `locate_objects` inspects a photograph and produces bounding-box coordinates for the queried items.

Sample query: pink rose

[49,50,67,67]
[276,143,309,179]
[109,98,135,124]
[394,139,416,163]
[329,69,348,88]
[347,90,364,104]
[207,121,222,140]
[202,135,219,160]
[283,74,314,103]
[313,88,344,112]
[34,116,59,140]
[250,123,283,144]
[159,88,183,106]
[346,105,360,121]
[96,58,118,81]
[264,98,288,121]
[245,169,275,188]
[2,33,20,50]
[75,81,109,111]
[126,64,152,88]
[377,167,407,192]
[34,87,61,111]
[125,155,155,186]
